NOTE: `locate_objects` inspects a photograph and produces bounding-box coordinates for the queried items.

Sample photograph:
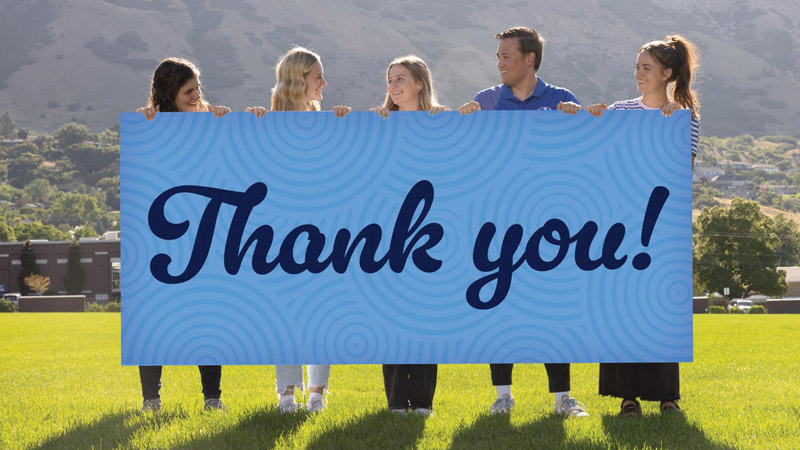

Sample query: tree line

[0,111,119,242]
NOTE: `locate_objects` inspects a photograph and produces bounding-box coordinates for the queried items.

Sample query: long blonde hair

[271,47,322,112]
[382,55,439,111]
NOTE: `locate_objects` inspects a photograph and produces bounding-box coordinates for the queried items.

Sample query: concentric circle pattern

[121,111,692,365]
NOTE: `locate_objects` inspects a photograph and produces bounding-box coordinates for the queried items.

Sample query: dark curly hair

[147,57,208,112]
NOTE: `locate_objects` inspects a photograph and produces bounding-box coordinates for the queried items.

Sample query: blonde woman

[246,46,349,118]
[370,55,448,118]
[258,46,349,414]
[371,55,447,416]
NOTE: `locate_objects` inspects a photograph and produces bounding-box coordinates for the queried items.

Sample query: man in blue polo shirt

[459,27,581,114]
[458,26,588,418]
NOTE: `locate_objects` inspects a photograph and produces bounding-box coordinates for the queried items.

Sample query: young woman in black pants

[370,55,448,416]
[135,57,230,412]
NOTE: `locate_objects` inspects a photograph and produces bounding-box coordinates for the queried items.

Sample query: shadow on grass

[449,411,737,449]
[173,406,309,450]
[601,412,737,450]
[30,409,185,450]
[449,413,580,449]
[305,410,427,450]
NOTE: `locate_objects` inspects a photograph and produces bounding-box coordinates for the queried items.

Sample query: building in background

[778,266,800,297]
[711,174,754,198]
[0,232,120,303]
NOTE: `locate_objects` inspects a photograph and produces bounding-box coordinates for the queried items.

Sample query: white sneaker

[389,407,407,415]
[306,396,326,413]
[554,395,589,418]
[411,407,433,416]
[490,394,515,414]
[277,398,303,413]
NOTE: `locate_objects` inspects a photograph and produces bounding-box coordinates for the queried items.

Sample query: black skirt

[599,363,680,402]
[382,364,437,409]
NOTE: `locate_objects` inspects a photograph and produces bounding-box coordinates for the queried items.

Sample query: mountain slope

[1,0,798,137]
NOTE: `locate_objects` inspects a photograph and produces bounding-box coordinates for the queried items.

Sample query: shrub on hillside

[87,302,104,312]
[709,305,726,314]
[104,301,120,312]
[763,135,798,146]
[729,307,746,314]
[0,298,16,312]
[749,305,766,314]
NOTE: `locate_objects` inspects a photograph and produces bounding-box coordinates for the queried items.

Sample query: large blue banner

[120,111,692,365]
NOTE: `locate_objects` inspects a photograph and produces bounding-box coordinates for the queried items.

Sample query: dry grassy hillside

[1,0,799,137]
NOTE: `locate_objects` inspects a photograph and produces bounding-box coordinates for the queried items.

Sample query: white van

[727,299,754,312]
[2,293,21,306]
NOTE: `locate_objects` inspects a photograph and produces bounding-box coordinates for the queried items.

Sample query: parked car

[727,299,754,312]
[2,293,21,306]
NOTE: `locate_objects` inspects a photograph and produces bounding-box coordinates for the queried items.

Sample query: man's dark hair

[496,27,544,71]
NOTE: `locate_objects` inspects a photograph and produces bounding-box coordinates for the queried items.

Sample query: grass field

[0,314,798,450]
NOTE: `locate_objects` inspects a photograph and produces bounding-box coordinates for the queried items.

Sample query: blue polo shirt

[474,77,579,110]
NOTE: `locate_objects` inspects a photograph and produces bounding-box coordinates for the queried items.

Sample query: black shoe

[660,401,682,414]
[619,399,641,417]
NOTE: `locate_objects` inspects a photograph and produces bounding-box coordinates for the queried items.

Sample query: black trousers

[599,363,680,402]
[382,364,437,409]
[490,363,570,392]
[138,365,222,401]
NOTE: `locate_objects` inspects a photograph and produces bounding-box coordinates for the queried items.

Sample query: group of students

[135,26,700,418]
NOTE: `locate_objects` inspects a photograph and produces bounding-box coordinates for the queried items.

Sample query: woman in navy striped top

[585,35,701,416]
[586,35,700,167]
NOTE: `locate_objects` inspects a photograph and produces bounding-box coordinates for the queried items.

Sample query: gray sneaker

[490,394,515,414]
[554,395,589,418]
[306,396,326,413]
[141,398,162,412]
[204,398,227,411]
[389,407,408,415]
[277,398,303,413]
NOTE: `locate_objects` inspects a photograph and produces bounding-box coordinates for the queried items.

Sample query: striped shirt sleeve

[608,99,699,155]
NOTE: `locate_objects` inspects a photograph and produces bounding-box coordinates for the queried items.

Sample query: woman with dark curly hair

[135,57,229,412]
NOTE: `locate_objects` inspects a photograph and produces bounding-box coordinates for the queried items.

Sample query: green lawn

[0,314,797,450]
